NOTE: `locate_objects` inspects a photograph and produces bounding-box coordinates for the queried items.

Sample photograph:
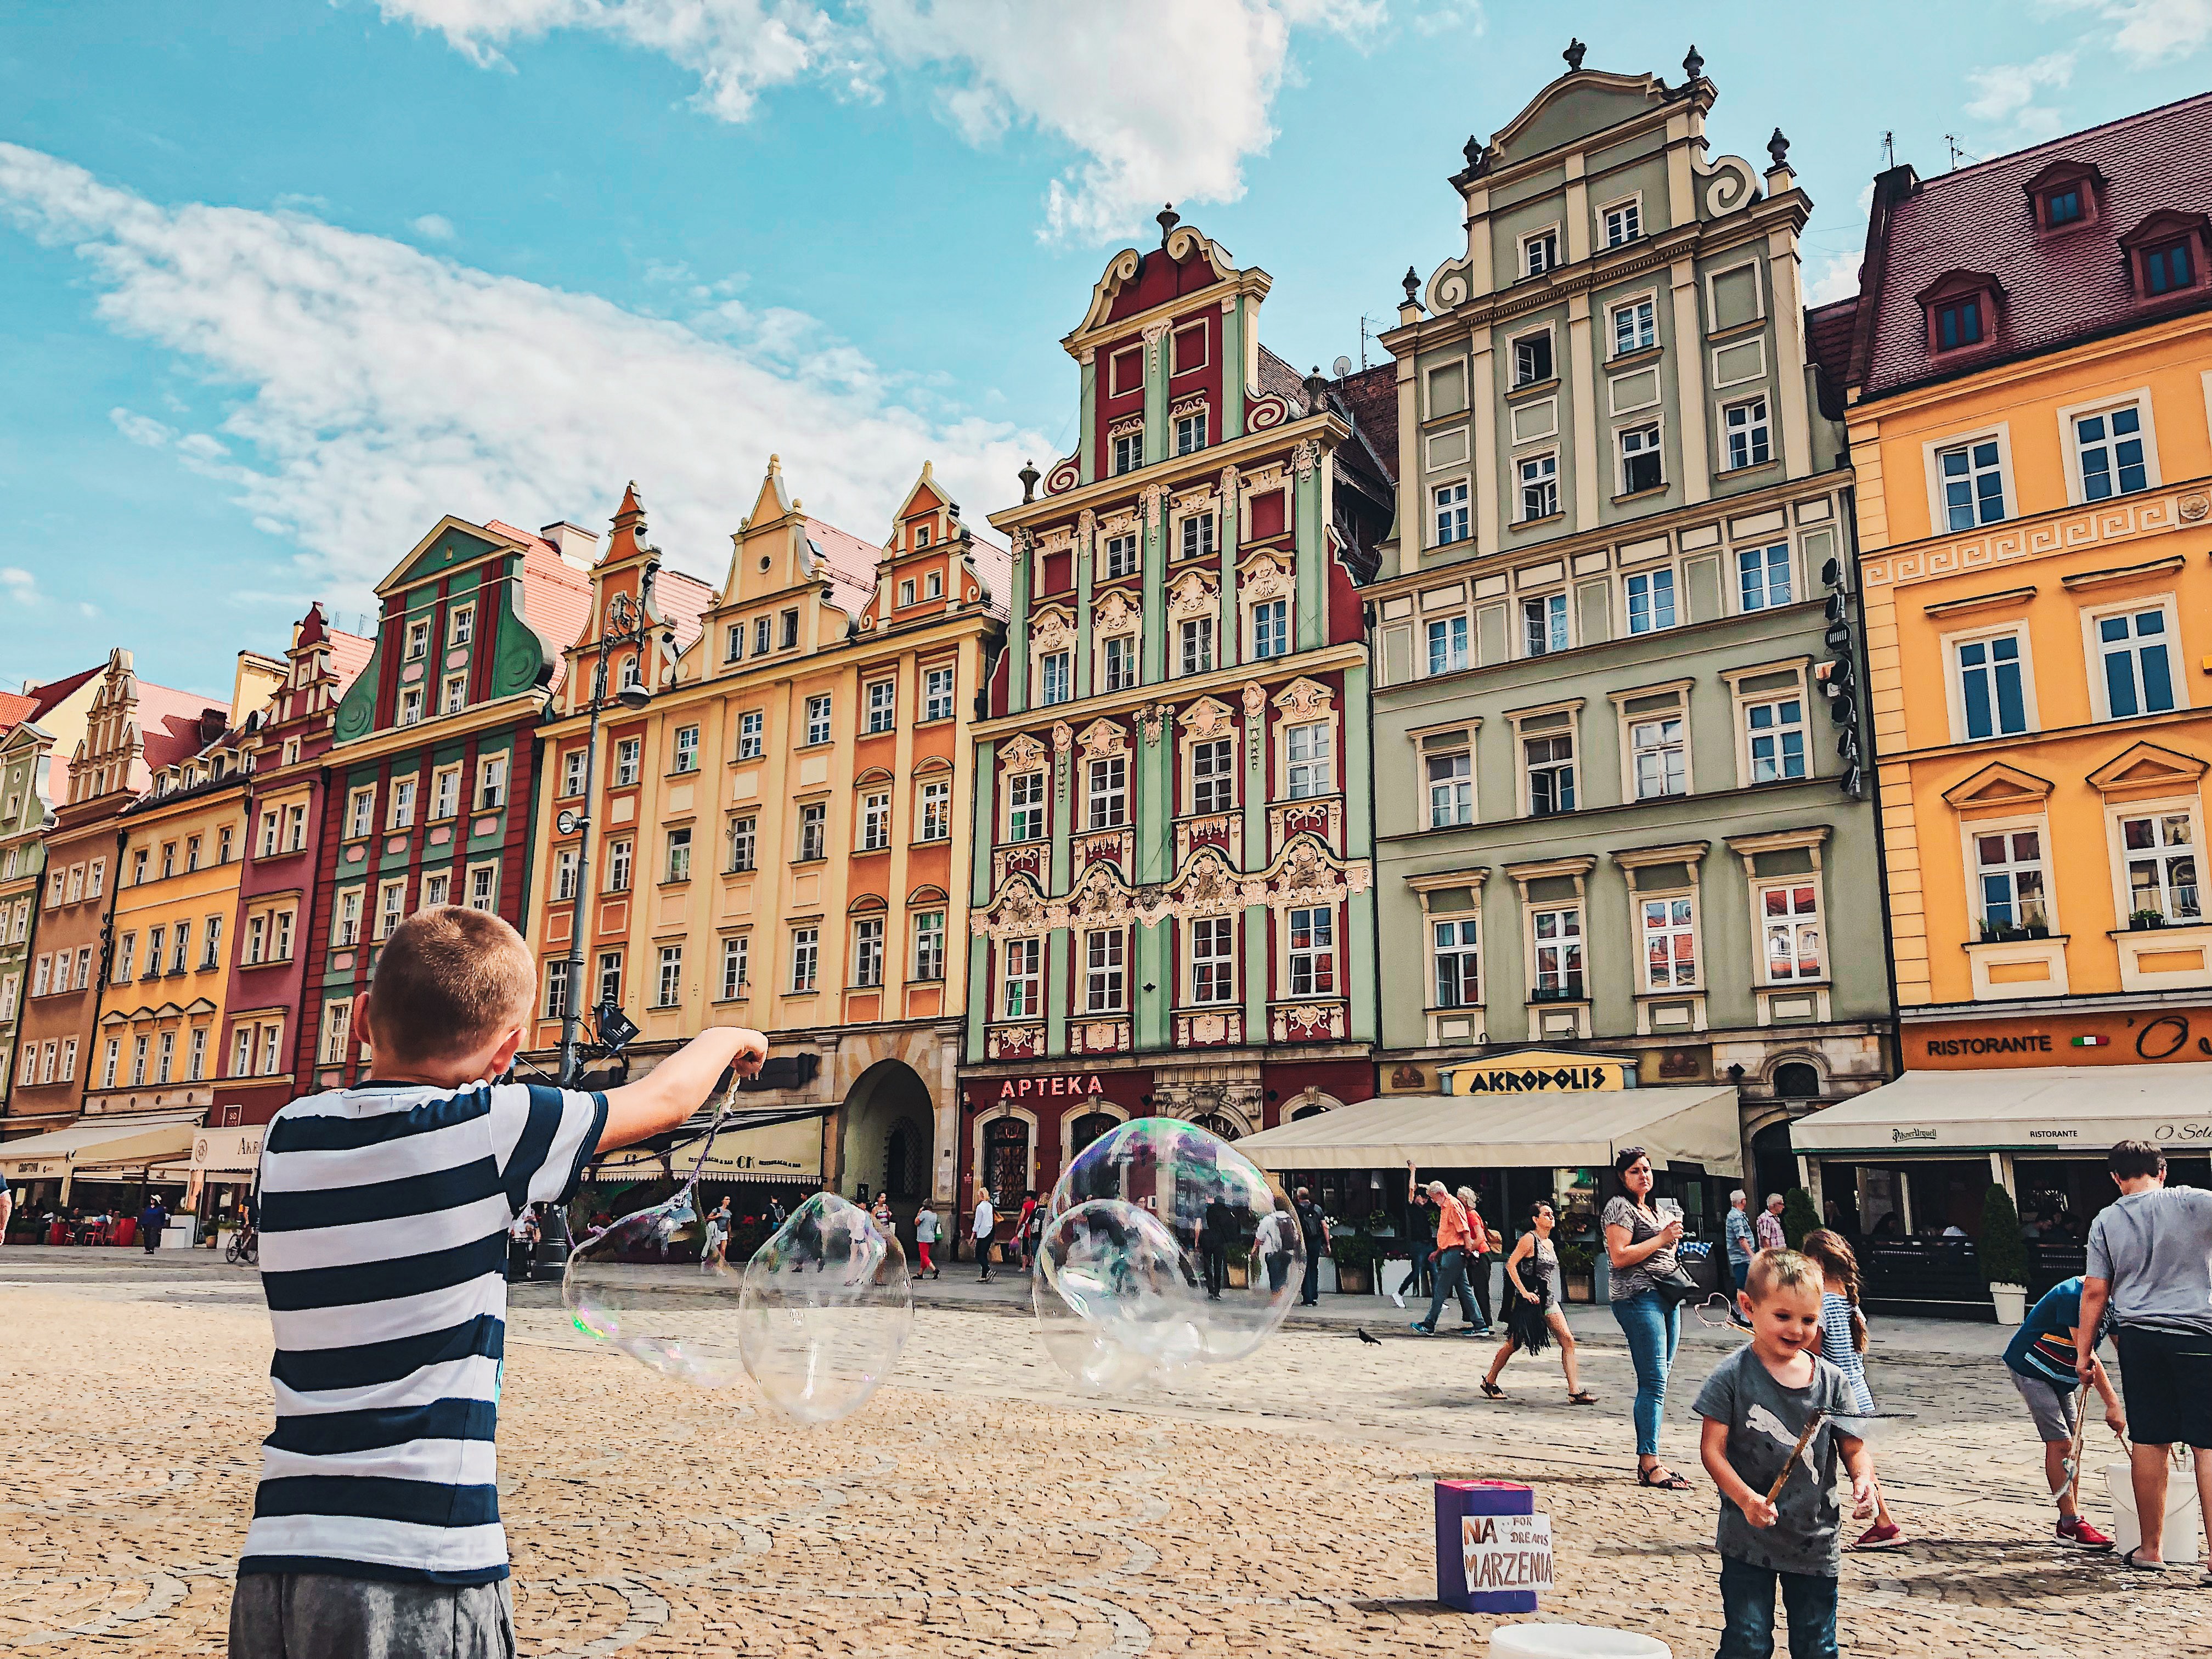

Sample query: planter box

[1334,1262,1369,1294]
[1564,1275,1593,1304]
[1226,1261,1249,1289]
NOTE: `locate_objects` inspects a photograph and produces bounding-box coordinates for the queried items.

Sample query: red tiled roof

[965,531,1014,623]
[133,681,230,772]
[325,628,374,696]
[506,529,595,692]
[651,569,714,654]
[1805,297,1859,421]
[1857,91,2212,398]
[1330,361,1400,487]
[802,517,884,620]
[1255,345,1307,410]
[23,663,102,723]
[0,690,38,733]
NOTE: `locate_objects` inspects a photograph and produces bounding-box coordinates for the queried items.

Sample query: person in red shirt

[1409,1171,1484,1336]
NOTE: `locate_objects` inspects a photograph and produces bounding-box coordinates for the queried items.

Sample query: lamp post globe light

[556,582,665,1087]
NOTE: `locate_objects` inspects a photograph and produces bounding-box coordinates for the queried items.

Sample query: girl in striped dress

[1801,1228,1904,1550]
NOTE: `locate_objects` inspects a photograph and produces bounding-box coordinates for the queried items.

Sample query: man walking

[1755,1192,1787,1252]
[1724,1189,1756,1327]
[2076,1139,2212,1571]
[1294,1187,1329,1306]
[972,1186,997,1284]
[139,1195,167,1254]
[1409,1180,1482,1335]
[1201,1190,1235,1300]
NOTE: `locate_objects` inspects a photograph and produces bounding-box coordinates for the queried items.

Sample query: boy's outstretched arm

[599,1027,769,1152]
[1700,1416,1776,1528]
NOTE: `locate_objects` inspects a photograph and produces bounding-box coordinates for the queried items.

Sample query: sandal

[1637,1464,1692,1491]
[1567,1390,1598,1404]
[2121,1547,2168,1572]
[1480,1379,1505,1399]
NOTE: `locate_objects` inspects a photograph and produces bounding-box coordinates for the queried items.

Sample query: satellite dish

[1331,355,1354,378]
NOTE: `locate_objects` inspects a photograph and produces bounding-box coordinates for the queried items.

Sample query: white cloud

[1965,50,2075,140]
[1,566,39,605]
[2,144,1042,614]
[411,212,457,240]
[1409,0,1482,35]
[1804,181,1875,308]
[2042,0,2212,63]
[372,0,1383,240]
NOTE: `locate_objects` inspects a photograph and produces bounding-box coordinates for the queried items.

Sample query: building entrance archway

[837,1058,934,1208]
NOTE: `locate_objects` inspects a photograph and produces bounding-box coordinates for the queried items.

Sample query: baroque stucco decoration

[1094,588,1142,637]
[973,828,1371,941]
[1167,570,1220,618]
[1179,696,1238,740]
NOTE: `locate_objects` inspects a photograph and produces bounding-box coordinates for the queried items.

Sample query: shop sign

[1913,1007,2212,1069]
[593,1116,822,1182]
[994,1075,1106,1099]
[1440,1049,1633,1096]
[7,1159,66,1180]
[192,1129,264,1175]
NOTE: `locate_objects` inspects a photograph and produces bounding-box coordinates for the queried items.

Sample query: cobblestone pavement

[5,1252,2210,1657]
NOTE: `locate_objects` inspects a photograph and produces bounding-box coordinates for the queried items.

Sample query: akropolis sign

[1438,1049,1633,1096]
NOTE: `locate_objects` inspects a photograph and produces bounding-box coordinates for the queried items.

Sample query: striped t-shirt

[238,1080,606,1584]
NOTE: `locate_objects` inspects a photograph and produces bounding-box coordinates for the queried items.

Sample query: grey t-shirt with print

[2087,1186,2212,1335]
[1692,1343,1855,1577]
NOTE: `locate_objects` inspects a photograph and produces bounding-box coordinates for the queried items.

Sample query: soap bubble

[563,1188,749,1389]
[1033,1198,1210,1391]
[737,1192,914,1423]
[1041,1116,1303,1377]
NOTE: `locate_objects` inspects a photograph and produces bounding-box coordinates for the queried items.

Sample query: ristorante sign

[1440,1050,1633,1096]
[1912,1007,2212,1068]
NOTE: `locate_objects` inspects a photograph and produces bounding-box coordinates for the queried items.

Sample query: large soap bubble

[737,1192,914,1423]
[563,1187,749,1388]
[1037,1116,1304,1387]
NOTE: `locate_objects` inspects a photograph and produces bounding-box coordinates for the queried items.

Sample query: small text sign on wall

[1462,1511,1554,1594]
[1440,1048,1633,1095]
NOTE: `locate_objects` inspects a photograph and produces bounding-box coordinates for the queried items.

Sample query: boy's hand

[1739,1492,1779,1528]
[723,1028,770,1080]
[1850,1475,1878,1519]
[2105,1408,2129,1437]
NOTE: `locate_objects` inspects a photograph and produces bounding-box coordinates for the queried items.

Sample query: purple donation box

[1435,1479,1549,1613]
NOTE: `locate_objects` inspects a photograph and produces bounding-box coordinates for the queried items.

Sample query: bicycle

[225,1226,259,1267]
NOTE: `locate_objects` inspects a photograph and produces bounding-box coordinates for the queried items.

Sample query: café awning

[1234,1087,1741,1176]
[1791,1063,2212,1157]
[0,1110,205,1182]
[590,1109,826,1185]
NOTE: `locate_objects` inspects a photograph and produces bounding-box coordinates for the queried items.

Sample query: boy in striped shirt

[228,907,766,1658]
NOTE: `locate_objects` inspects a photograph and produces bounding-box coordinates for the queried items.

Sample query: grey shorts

[229,1573,515,1659]
[2009,1369,2078,1444]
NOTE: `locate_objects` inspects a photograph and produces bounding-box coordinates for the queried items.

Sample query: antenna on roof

[1881,130,1895,170]
[1331,355,1354,380]
[1358,313,1385,369]
[1943,134,1979,170]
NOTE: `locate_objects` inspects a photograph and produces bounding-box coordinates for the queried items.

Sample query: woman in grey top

[1480,1200,1593,1404]
[1604,1146,1689,1489]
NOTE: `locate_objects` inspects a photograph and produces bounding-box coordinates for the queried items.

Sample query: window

[1113,432,1142,476]
[725,623,744,663]
[1433,480,1470,545]
[398,686,424,727]
[1737,543,1793,612]
[1040,651,1072,706]
[126,853,144,889]
[719,936,749,999]
[657,944,684,1007]
[185,835,202,872]
[1938,438,2006,529]
[860,792,891,851]
[1426,744,1472,828]
[1630,715,1686,799]
[607,838,633,891]
[780,609,799,650]
[924,666,955,721]
[597,951,623,1008]
[1172,323,1207,374]
[543,958,572,1020]
[1934,295,1983,350]
[1190,915,1235,1003]
[1286,722,1332,798]
[376,880,405,939]
[440,674,467,716]
[1602,199,1641,246]
[160,844,176,880]
[317,1000,352,1066]
[88,857,105,897]
[466,864,495,912]
[1179,514,1215,562]
[1618,424,1662,493]
[2096,606,2176,718]
[476,754,507,810]
[405,618,431,659]
[1103,635,1137,692]
[798,802,826,861]
[188,1026,207,1080]
[145,926,166,977]
[1512,331,1553,386]
[1531,907,1583,997]
[114,934,136,983]
[805,695,833,746]
[898,578,916,607]
[727,815,757,872]
[1746,697,1808,781]
[103,1036,120,1087]
[1525,731,1576,816]
[738,710,764,759]
[926,570,942,599]
[1522,228,1559,276]
[1433,917,1480,1008]
[388,776,417,830]
[2145,239,2195,295]
[665,827,692,883]
[673,725,699,773]
[2123,812,2200,922]
[335,889,362,947]
[2075,406,2148,500]
[754,616,772,657]
[1724,398,1770,470]
[1176,411,1207,454]
[1955,633,2028,739]
[1111,345,1144,394]
[1178,616,1214,676]
[613,737,641,787]
[1611,298,1656,357]
[432,767,460,821]
[1007,771,1046,842]
[347,788,375,839]
[2045,186,2083,226]
[1192,737,1235,815]
[916,523,933,548]
[1087,755,1127,828]
[156,1031,175,1083]
[1640,898,1696,990]
[1001,937,1041,1018]
[912,910,945,981]
[1522,592,1568,656]
[1105,534,1139,579]
[1760,884,1824,981]
[202,916,223,969]
[1518,453,1558,520]
[790,927,819,992]
[422,870,451,909]
[1625,568,1675,635]
[131,1034,148,1085]
[866,679,895,734]
[1085,928,1125,1011]
[555,847,579,901]
[284,804,307,851]
[919,778,951,842]
[1252,599,1288,659]
[1975,828,2049,932]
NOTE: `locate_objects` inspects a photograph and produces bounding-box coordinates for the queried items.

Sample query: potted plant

[1979,1183,2031,1325]
[2130,907,2168,930]
[1781,1188,1821,1251]
[1226,1243,1250,1289]
[1556,1240,1595,1302]
[1330,1231,1378,1295]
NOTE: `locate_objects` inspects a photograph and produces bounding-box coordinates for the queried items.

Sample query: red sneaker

[2056,1516,2114,1550]
[1851,1521,1904,1550]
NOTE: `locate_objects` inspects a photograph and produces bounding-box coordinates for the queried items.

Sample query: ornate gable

[1272,676,1336,720]
[1941,761,2055,815]
[1178,696,1238,741]
[2086,741,2209,802]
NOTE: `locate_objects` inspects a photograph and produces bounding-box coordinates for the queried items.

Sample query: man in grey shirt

[2077,1139,2212,1571]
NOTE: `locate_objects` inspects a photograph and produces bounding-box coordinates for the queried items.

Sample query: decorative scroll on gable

[1031,605,1075,654]
[1273,676,1336,720]
[1168,569,1220,618]
[1076,718,1128,759]
[997,732,1047,772]
[1179,696,1238,741]
[1094,588,1142,637]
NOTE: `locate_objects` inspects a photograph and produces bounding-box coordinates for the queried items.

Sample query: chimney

[540,521,601,571]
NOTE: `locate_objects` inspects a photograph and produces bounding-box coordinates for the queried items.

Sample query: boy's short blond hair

[1743,1247,1821,1304]
[366,906,535,1064]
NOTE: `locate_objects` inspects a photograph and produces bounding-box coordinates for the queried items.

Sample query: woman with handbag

[1480,1200,1593,1403]
[1604,1147,1691,1489]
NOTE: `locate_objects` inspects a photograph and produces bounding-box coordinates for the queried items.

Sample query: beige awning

[190,1126,266,1175]
[1791,1063,2212,1156]
[591,1113,824,1184]
[1234,1087,1742,1176]
[0,1110,206,1180]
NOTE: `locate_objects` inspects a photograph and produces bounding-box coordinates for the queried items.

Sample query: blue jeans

[1725,1252,1752,1312]
[1611,1288,1681,1457]
[1419,1245,1480,1329]
[1716,1556,1838,1659]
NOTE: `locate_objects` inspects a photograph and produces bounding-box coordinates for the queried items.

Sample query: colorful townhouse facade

[1790,92,2212,1271]
[295,516,594,1097]
[1363,48,1890,1212]
[962,213,1395,1217]
[524,468,1005,1218]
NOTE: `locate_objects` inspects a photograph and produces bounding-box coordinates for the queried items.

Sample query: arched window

[983,1118,1030,1210]
[1291,1102,1330,1122]
[884,1120,926,1201]
[1071,1112,1118,1157]
[1194,1111,1242,1142]
[1773,1062,1822,1101]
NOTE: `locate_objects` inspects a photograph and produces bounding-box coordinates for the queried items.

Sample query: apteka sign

[1462,1511,1554,1592]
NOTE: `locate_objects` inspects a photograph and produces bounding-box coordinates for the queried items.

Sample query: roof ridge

[1916,87,2212,189]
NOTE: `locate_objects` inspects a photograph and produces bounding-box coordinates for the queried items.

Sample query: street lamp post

[555,580,664,1087]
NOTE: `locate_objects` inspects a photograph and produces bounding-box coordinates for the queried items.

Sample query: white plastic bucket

[2107,1461,2203,1564]
[1491,1626,1672,1658]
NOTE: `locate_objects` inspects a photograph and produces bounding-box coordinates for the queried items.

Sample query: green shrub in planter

[1978,1183,2030,1287]
[1782,1188,1821,1251]
[1555,1242,1594,1278]
[1330,1232,1380,1271]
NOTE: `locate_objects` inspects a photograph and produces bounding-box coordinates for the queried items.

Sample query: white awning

[591,1113,824,1184]
[190,1126,266,1175]
[1234,1087,1741,1176]
[1791,1063,2212,1156]
[0,1110,206,1180]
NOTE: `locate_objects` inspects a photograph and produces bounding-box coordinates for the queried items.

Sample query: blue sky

[3,0,2207,699]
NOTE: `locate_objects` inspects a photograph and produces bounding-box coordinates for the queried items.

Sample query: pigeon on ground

[1356,1328,1383,1346]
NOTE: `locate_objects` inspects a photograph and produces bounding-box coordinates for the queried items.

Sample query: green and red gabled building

[298,516,592,1090]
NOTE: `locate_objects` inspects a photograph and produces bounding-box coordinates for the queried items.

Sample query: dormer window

[1936,297,1983,349]
[915,523,932,548]
[2045,187,2083,227]
[2119,210,2208,302]
[2145,240,2195,295]
[1918,272,2001,358]
[2023,158,2104,233]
